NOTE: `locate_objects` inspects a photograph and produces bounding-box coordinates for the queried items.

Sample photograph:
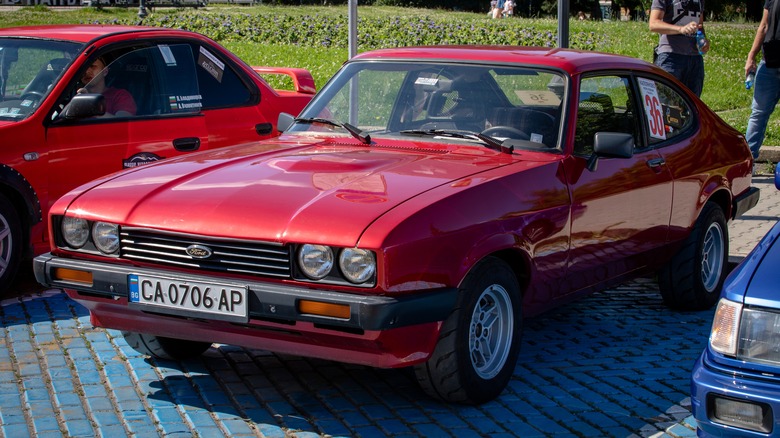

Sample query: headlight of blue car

[711,298,780,364]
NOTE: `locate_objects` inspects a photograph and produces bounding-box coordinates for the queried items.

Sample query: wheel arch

[702,187,732,221]
[0,164,42,257]
[458,236,532,299]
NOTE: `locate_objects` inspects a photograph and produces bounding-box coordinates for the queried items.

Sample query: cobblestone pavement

[1,174,777,438]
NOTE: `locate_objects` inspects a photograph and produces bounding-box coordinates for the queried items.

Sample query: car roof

[351,46,655,76]
[0,24,173,43]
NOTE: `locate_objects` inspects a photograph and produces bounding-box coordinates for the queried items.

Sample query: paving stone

[3,177,779,437]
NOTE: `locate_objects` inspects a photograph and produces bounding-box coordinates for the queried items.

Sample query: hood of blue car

[728,220,780,309]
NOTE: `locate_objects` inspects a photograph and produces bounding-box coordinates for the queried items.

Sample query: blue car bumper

[692,349,780,437]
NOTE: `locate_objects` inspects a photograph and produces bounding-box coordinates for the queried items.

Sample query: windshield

[289,61,566,150]
[0,38,81,121]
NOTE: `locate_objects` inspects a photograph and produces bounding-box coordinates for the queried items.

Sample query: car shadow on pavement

[102,276,713,437]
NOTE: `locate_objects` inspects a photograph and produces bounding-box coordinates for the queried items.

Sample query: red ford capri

[35,46,758,404]
[0,25,315,293]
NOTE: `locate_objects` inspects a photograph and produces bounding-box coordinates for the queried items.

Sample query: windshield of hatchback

[289,61,566,150]
[0,38,81,121]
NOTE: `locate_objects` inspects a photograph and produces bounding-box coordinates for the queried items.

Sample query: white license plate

[128,274,249,323]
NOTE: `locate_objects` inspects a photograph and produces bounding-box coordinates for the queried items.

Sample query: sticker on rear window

[158,45,178,66]
[198,46,225,83]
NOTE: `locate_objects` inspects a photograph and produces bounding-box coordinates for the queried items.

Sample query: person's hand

[746,57,758,78]
[679,22,698,35]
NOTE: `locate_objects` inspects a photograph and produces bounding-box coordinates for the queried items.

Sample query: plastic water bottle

[746,70,755,90]
[696,30,707,55]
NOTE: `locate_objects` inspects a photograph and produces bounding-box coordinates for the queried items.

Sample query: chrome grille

[120,228,290,278]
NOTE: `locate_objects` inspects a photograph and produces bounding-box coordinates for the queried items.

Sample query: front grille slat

[120,228,291,278]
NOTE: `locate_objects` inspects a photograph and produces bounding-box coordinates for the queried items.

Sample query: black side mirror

[586,132,635,172]
[59,93,106,120]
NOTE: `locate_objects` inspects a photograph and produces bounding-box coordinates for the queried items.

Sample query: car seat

[107,53,155,115]
[574,92,616,155]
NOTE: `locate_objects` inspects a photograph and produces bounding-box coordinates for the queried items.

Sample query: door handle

[173,137,201,152]
[647,158,665,168]
[256,123,273,135]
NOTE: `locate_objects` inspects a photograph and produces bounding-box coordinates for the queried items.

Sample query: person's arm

[747,8,771,76]
[649,8,699,35]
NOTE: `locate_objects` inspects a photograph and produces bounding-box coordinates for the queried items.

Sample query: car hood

[725,220,780,309]
[744,221,780,308]
[65,137,531,246]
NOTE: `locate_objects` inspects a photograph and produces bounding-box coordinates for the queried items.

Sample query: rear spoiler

[252,66,317,95]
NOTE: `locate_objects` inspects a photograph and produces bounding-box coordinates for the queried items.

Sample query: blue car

[691,168,780,437]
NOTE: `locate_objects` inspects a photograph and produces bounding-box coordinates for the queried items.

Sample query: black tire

[414,257,522,404]
[122,331,211,360]
[0,195,23,296]
[659,202,728,310]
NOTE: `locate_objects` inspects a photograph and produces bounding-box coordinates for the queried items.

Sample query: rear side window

[637,77,694,145]
[191,44,253,109]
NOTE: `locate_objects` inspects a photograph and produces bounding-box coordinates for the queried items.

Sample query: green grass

[1,4,776,144]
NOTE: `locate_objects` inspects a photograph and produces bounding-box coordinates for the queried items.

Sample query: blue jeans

[746,61,780,159]
[655,52,705,97]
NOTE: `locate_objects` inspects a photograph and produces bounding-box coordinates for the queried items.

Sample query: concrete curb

[758,145,780,164]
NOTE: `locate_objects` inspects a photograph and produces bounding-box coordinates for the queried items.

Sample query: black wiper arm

[399,129,513,154]
[294,117,371,145]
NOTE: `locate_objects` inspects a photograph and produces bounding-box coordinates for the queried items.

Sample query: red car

[0,25,315,293]
[35,46,758,404]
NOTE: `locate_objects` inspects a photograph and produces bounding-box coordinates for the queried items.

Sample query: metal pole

[138,0,147,19]
[348,0,357,59]
[557,0,569,48]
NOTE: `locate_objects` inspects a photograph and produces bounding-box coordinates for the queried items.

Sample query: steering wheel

[20,91,45,102]
[481,126,530,140]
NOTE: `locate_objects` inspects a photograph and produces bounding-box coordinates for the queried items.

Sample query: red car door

[562,74,674,294]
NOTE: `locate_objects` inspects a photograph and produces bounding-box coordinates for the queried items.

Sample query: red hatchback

[35,46,758,404]
[0,25,315,293]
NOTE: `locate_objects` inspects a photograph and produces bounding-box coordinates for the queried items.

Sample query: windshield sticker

[515,90,561,106]
[638,78,667,141]
[415,77,439,86]
[158,45,177,66]
[123,152,164,169]
[169,95,203,112]
[198,46,224,83]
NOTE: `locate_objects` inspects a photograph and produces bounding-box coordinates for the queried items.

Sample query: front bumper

[691,349,780,437]
[34,253,458,367]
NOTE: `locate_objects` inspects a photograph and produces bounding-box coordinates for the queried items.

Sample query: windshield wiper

[399,129,513,154]
[294,117,371,145]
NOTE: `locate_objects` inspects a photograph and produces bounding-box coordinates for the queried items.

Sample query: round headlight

[61,217,89,248]
[298,244,334,280]
[339,248,376,284]
[92,222,120,254]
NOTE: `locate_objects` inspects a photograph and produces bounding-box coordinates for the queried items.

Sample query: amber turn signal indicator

[53,268,93,285]
[298,300,350,319]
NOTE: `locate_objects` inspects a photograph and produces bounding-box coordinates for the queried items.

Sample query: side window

[637,77,694,145]
[574,75,640,156]
[89,44,202,117]
[191,44,252,109]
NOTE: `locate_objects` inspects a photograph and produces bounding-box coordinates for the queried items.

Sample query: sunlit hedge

[95,12,605,51]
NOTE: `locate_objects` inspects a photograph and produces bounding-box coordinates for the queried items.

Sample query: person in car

[78,56,137,117]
